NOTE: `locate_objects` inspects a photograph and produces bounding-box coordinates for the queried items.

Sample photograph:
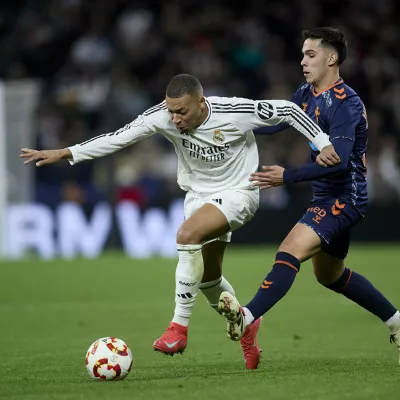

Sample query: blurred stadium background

[1,2,400,399]
[1,0,400,259]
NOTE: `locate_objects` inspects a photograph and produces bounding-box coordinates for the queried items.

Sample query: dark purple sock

[245,252,300,320]
[326,268,397,322]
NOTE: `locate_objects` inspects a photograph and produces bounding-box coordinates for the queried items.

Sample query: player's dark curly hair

[166,74,203,98]
[302,27,348,65]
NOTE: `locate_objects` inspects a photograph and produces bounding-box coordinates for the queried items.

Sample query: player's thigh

[179,189,259,244]
[278,223,322,262]
[177,202,230,244]
[283,198,363,263]
[201,240,228,283]
[312,250,345,286]
[210,189,259,232]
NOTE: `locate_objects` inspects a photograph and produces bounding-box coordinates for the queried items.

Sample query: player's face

[166,94,207,133]
[301,39,332,85]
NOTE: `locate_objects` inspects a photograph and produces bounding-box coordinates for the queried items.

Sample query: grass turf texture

[0,244,399,400]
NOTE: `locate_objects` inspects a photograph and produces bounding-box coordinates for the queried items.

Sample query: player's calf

[244,251,301,321]
[323,266,400,364]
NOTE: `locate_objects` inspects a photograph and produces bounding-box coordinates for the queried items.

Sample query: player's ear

[328,52,338,67]
[199,95,206,106]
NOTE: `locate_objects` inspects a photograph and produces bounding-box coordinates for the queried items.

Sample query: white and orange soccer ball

[85,337,133,380]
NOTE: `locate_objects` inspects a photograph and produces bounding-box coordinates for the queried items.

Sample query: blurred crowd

[1,0,400,209]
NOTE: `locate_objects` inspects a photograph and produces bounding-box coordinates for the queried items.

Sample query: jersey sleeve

[255,87,303,135]
[236,98,331,151]
[283,98,361,184]
[68,109,160,164]
[329,97,362,142]
[283,137,353,184]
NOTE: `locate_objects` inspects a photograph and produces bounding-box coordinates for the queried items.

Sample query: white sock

[385,310,400,333]
[200,276,235,310]
[172,244,204,327]
[242,307,255,327]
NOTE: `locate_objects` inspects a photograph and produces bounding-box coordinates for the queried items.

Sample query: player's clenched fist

[20,148,72,167]
[316,144,341,167]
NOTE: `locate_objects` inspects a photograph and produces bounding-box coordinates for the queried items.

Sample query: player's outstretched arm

[252,99,340,166]
[275,100,340,166]
[285,101,342,166]
[20,109,159,167]
[250,136,353,189]
[20,148,72,167]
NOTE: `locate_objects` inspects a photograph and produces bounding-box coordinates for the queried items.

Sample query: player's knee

[279,238,319,262]
[278,242,304,262]
[314,271,333,286]
[313,264,345,286]
[176,227,201,245]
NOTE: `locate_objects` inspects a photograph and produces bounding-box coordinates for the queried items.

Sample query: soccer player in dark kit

[218,27,400,364]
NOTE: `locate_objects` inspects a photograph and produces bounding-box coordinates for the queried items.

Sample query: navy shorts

[298,198,365,260]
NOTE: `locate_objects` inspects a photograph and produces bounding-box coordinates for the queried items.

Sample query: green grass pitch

[0,244,399,400]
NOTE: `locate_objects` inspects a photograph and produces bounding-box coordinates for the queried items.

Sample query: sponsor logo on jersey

[307,206,327,224]
[181,138,230,162]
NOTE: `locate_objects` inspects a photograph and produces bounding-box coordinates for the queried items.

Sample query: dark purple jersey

[257,79,368,213]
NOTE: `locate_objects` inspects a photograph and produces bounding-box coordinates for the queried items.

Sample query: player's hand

[249,165,285,190]
[317,144,340,167]
[20,148,71,167]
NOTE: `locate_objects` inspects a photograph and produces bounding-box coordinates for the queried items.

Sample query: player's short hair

[302,27,347,65]
[166,74,203,98]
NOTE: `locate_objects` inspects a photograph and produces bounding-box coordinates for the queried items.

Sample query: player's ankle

[242,307,255,327]
[172,315,189,327]
[386,311,400,333]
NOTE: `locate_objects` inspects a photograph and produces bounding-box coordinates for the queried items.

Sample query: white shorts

[184,188,259,243]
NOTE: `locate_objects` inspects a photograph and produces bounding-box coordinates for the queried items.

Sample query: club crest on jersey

[322,91,332,107]
[302,103,308,112]
[213,130,225,144]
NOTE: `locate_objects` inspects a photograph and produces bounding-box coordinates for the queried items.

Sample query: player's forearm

[283,137,353,184]
[283,161,347,184]
[68,136,128,164]
[278,101,331,151]
[67,121,152,165]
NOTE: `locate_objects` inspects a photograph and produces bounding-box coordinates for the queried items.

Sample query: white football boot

[389,326,400,365]
[218,291,247,341]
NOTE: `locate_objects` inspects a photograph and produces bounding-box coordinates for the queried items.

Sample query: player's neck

[313,71,340,94]
[195,102,209,128]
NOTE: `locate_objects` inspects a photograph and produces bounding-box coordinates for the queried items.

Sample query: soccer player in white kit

[21,74,340,369]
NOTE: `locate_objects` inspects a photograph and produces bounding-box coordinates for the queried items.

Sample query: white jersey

[68,96,331,193]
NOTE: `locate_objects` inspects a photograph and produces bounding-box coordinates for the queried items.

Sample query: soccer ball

[85,337,133,380]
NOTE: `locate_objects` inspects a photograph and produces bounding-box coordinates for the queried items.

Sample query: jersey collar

[312,78,344,97]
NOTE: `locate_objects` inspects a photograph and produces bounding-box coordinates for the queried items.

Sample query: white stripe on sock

[385,310,400,333]
[242,307,255,327]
